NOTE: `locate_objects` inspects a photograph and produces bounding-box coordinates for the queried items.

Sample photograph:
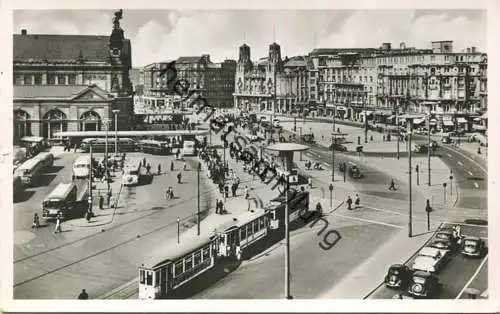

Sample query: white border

[1,0,499,312]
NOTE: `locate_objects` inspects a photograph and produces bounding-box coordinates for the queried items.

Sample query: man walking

[177,172,182,184]
[78,289,89,300]
[346,195,353,210]
[54,213,63,233]
[354,193,360,209]
[170,160,174,171]
[388,179,397,191]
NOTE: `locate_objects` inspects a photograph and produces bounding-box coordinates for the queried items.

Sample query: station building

[13,15,133,143]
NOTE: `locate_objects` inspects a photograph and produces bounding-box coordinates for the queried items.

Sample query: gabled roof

[284,56,307,67]
[176,56,204,63]
[14,84,111,100]
[14,34,112,63]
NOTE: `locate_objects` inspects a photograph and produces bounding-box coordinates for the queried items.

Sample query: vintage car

[429,239,454,252]
[461,237,487,257]
[435,230,459,250]
[413,144,429,154]
[441,136,452,144]
[348,162,363,179]
[411,247,450,273]
[407,271,441,298]
[328,143,347,152]
[384,264,413,289]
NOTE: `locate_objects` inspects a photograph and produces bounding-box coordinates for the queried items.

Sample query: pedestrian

[170,160,174,171]
[183,162,187,171]
[54,214,62,233]
[78,289,89,300]
[370,135,374,141]
[143,157,146,167]
[316,202,323,216]
[215,199,220,214]
[157,164,161,175]
[346,196,353,210]
[244,186,249,199]
[107,189,112,206]
[224,185,229,198]
[146,163,151,175]
[32,213,40,229]
[99,195,104,210]
[355,193,360,208]
[308,177,313,189]
[85,210,92,223]
[177,172,182,184]
[388,179,396,191]
[231,183,237,197]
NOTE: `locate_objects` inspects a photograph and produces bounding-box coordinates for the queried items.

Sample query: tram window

[260,217,265,229]
[146,271,153,285]
[240,228,247,240]
[202,247,210,260]
[155,270,160,286]
[185,256,193,271]
[174,261,183,276]
[194,251,202,266]
[254,220,260,232]
[247,224,253,236]
[140,270,145,284]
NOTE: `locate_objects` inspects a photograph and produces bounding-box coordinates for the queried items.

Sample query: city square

[6,7,492,306]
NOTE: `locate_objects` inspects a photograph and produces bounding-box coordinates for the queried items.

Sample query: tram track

[14,159,221,289]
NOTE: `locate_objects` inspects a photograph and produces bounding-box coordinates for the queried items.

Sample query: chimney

[471,47,476,53]
[21,29,27,35]
[400,42,406,50]
[381,43,391,51]
[466,48,471,53]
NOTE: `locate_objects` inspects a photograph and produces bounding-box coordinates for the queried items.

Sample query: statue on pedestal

[110,9,124,52]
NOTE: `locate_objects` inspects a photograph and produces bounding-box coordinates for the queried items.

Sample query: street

[14,150,216,299]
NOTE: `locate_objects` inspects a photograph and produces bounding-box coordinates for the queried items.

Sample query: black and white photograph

[1,0,499,312]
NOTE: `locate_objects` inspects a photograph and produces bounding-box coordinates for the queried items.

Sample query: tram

[138,190,310,299]
[137,139,171,155]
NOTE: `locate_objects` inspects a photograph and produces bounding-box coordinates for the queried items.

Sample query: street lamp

[102,118,110,193]
[266,143,309,300]
[112,109,120,155]
[177,216,180,244]
[197,162,201,236]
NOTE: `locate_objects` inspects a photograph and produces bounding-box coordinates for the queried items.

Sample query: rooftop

[14,34,113,63]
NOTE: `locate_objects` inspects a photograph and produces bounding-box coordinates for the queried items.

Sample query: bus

[73,155,91,179]
[80,138,137,153]
[181,140,197,156]
[15,158,45,186]
[35,152,54,169]
[13,175,23,200]
[137,139,171,155]
[122,158,144,186]
[41,182,78,220]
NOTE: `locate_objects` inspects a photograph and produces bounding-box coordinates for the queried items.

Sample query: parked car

[347,162,363,179]
[441,136,452,144]
[413,144,429,153]
[429,239,454,253]
[328,143,347,152]
[435,230,459,250]
[461,237,487,257]
[411,247,450,273]
[384,264,413,289]
[407,271,441,298]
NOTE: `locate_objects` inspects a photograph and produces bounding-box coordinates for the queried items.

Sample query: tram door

[218,228,239,257]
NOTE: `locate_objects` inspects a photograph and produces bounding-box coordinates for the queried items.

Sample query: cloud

[13,10,486,67]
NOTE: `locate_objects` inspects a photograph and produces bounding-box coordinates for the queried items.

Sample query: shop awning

[413,118,425,124]
[457,117,468,123]
[443,120,454,126]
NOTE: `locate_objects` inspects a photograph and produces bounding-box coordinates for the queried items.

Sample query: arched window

[43,109,67,139]
[80,111,101,131]
[14,110,31,140]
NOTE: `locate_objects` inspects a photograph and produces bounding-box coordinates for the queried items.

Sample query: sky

[13,9,487,68]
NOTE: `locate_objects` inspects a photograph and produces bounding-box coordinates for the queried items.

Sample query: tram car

[138,190,310,299]
[266,189,311,225]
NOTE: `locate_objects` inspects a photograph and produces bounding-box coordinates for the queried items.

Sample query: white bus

[15,158,45,186]
[42,183,79,220]
[122,158,144,186]
[73,155,91,179]
[181,140,197,156]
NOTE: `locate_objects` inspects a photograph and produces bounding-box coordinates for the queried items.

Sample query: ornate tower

[266,42,283,96]
[235,44,253,94]
[109,9,132,95]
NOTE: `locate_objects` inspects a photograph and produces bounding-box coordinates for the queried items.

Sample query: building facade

[13,11,133,141]
[138,55,236,114]
[235,40,487,131]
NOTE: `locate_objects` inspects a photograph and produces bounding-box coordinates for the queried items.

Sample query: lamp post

[112,109,120,155]
[443,182,447,204]
[396,98,400,160]
[88,141,93,211]
[266,143,309,300]
[427,104,432,186]
[102,118,110,193]
[364,92,368,144]
[197,162,201,236]
[408,119,413,238]
[177,216,180,244]
[329,183,333,209]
